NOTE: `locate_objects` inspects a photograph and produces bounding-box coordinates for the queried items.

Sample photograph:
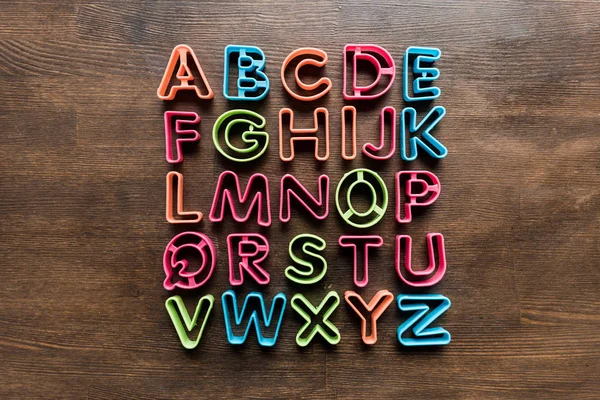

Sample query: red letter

[227,234,270,285]
[396,171,440,223]
[280,174,329,222]
[343,44,395,100]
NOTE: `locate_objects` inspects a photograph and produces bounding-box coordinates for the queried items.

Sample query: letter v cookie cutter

[165,294,214,350]
[345,290,394,345]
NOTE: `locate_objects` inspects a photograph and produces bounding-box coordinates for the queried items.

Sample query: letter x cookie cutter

[291,291,341,346]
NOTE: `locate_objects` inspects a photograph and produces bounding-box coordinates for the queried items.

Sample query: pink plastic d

[395,233,446,287]
[343,44,395,100]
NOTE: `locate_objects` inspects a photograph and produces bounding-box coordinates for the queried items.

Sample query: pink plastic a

[343,44,396,100]
[227,233,270,286]
[395,233,446,287]
[396,171,441,223]
[280,174,329,223]
[339,235,384,287]
[164,111,200,164]
[163,231,216,290]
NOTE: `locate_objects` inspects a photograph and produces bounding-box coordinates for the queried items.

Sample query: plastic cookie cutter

[164,111,200,164]
[335,168,388,229]
[285,233,327,285]
[396,170,440,223]
[341,106,357,160]
[279,107,329,162]
[396,233,446,287]
[281,47,332,101]
[290,291,341,347]
[280,174,329,223]
[157,44,214,100]
[223,45,269,101]
[166,171,202,224]
[213,109,268,162]
[343,44,395,100]
[227,233,270,286]
[221,290,287,347]
[397,294,451,346]
[403,46,441,102]
[165,294,214,350]
[363,106,397,160]
[344,290,394,345]
[209,171,271,227]
[163,232,216,290]
[400,106,447,161]
[338,235,383,287]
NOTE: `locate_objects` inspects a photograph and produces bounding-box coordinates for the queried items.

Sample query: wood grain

[1,1,598,399]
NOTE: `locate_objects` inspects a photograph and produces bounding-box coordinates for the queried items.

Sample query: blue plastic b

[224,45,269,101]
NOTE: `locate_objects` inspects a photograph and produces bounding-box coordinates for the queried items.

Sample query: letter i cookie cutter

[345,290,394,345]
[164,111,200,164]
[166,171,202,224]
[341,106,357,160]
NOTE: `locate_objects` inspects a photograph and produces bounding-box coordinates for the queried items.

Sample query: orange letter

[279,108,329,161]
[166,171,202,223]
[157,44,214,100]
[281,48,331,101]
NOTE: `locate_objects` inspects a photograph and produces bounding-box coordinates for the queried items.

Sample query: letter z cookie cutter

[397,294,451,346]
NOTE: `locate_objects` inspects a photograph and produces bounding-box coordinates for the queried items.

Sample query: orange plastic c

[281,48,332,101]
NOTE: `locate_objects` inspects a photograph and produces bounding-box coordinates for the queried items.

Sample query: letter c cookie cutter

[281,48,332,101]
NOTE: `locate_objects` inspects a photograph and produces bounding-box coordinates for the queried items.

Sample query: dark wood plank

[0,0,598,398]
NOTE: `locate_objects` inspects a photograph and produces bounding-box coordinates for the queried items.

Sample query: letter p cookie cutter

[396,170,441,223]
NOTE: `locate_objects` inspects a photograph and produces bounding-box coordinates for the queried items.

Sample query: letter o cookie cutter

[335,168,388,228]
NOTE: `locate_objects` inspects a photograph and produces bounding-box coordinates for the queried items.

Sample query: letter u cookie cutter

[345,290,394,345]
[281,48,332,101]
[338,235,383,287]
[164,111,200,164]
[396,170,441,223]
[343,44,395,100]
[166,171,202,224]
[396,233,446,287]
[403,46,441,102]
[397,294,451,346]
[279,107,330,161]
[165,294,214,350]
[227,233,270,286]
[157,44,214,100]
[291,291,341,346]
[223,45,269,101]
[163,231,216,290]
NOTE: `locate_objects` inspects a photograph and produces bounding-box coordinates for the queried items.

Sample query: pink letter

[227,234,270,285]
[396,170,440,223]
[395,233,446,287]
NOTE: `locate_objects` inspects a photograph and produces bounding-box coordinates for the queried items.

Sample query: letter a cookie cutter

[163,232,216,290]
[291,291,341,346]
[164,111,200,164]
[157,44,214,100]
[281,48,332,101]
[166,171,202,224]
[397,294,451,346]
[345,290,394,345]
[165,294,214,350]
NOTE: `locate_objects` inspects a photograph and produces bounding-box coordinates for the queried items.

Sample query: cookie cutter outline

[396,170,441,223]
[227,233,270,286]
[403,46,441,102]
[280,174,329,223]
[338,235,383,287]
[344,290,395,345]
[290,291,341,347]
[341,106,357,160]
[400,106,447,161]
[279,107,330,161]
[335,168,388,229]
[163,231,216,291]
[285,233,327,285]
[343,44,395,100]
[209,171,271,227]
[396,233,446,287]
[281,47,332,101]
[157,44,214,100]
[212,109,269,162]
[165,294,214,350]
[397,294,451,346]
[362,106,397,160]
[164,111,200,164]
[223,45,269,101]
[166,171,202,224]
[221,290,287,347]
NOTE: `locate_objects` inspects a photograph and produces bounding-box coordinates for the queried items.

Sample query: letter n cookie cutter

[165,294,214,350]
[345,290,394,345]
[338,235,383,287]
[280,174,329,223]
[279,107,330,161]
[343,44,395,100]
[221,290,287,347]
[223,45,269,101]
[291,291,341,346]
[396,170,441,223]
[397,294,451,346]
[166,171,202,224]
[403,46,441,102]
[227,233,270,286]
[396,233,446,287]
[164,111,200,164]
[157,44,214,100]
[163,232,216,290]
[281,48,332,101]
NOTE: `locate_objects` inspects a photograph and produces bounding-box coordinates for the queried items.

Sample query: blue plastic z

[400,106,447,161]
[403,46,441,102]
[397,294,451,346]
[223,45,269,101]
[221,290,286,346]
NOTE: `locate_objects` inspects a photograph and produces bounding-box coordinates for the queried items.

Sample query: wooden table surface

[1,1,599,399]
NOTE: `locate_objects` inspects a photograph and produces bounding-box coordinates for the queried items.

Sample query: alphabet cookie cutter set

[158,44,452,349]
